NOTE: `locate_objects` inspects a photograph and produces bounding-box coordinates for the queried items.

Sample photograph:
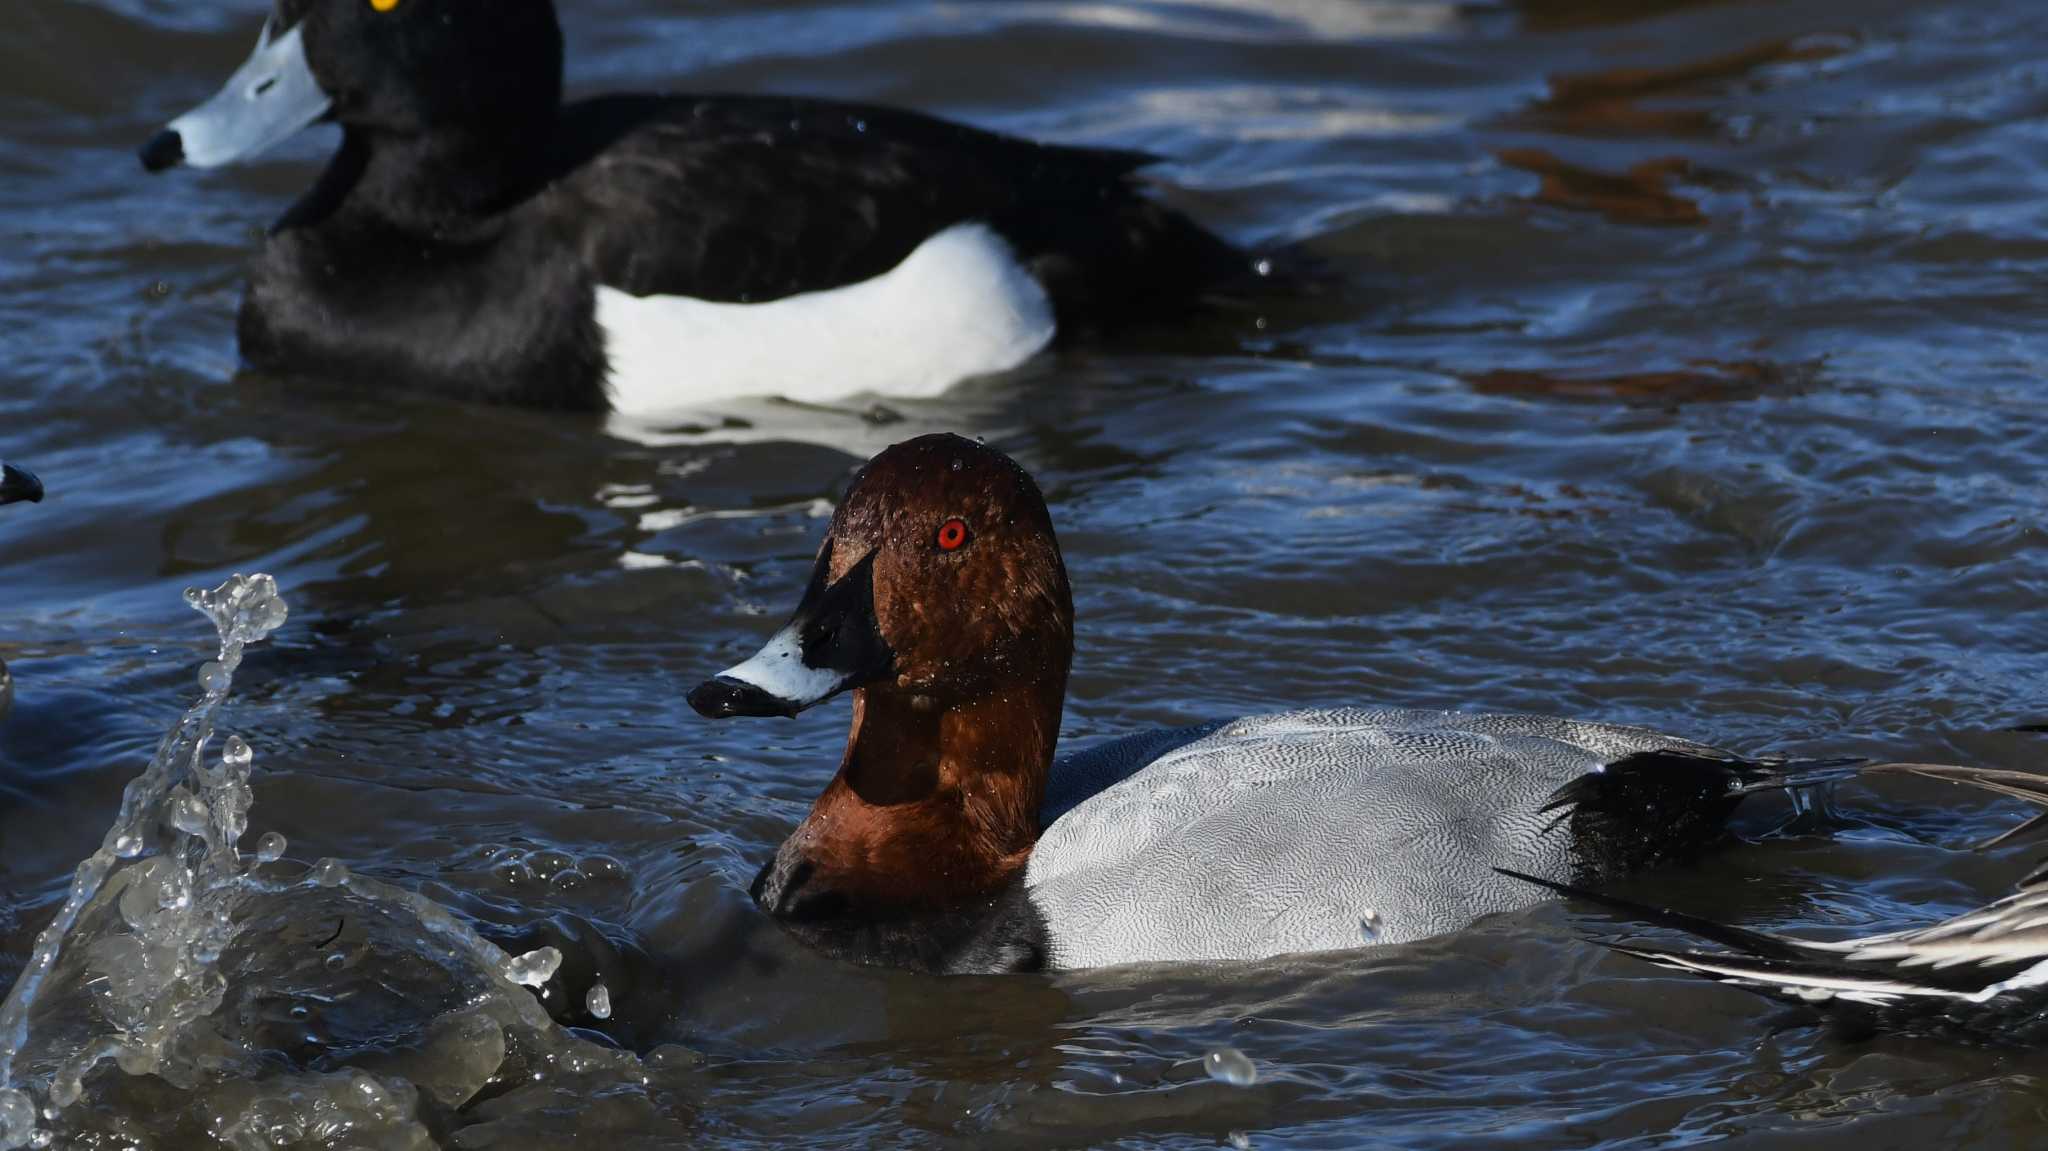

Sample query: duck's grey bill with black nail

[141,18,332,172]
[687,545,895,720]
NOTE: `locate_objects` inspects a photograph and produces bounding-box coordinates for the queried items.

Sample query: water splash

[0,573,288,1135]
[0,575,643,1148]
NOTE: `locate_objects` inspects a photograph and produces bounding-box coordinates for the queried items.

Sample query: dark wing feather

[1545,750,1863,878]
[542,93,1227,314]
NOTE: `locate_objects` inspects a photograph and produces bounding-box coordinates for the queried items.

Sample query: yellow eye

[370,0,401,11]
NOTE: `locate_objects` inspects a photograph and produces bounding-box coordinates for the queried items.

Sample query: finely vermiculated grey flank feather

[1028,709,1723,969]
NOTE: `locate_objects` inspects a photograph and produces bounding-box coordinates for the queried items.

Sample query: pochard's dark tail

[1545,749,1864,877]
[1507,759,2048,1037]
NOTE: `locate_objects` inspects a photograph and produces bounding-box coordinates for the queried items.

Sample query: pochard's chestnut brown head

[689,434,1073,719]
[691,435,1077,918]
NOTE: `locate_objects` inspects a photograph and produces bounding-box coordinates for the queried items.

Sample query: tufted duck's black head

[142,0,563,209]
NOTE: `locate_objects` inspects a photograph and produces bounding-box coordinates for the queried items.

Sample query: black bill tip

[0,463,43,506]
[687,676,800,720]
[140,128,186,173]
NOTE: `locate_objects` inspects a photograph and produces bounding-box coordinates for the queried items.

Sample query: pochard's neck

[759,681,1066,917]
[279,123,554,235]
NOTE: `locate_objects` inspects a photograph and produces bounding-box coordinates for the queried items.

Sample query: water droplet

[114,1046,160,1076]
[549,869,588,892]
[503,946,563,988]
[950,458,963,471]
[197,661,227,694]
[1228,1132,1252,1150]
[1360,909,1382,941]
[1203,1047,1256,1088]
[222,735,252,770]
[157,869,192,912]
[111,831,144,859]
[586,980,613,1020]
[0,1089,36,1146]
[527,850,574,879]
[254,831,287,864]
[1253,258,1273,278]
[582,855,628,882]
[169,790,209,837]
[352,1073,391,1109]
[28,1129,53,1149]
[309,858,349,888]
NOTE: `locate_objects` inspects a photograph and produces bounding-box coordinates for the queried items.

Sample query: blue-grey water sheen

[3,0,2048,1147]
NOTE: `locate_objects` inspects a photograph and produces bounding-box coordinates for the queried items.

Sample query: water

[3,0,2048,1146]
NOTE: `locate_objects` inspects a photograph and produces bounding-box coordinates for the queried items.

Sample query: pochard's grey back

[1026,709,1796,969]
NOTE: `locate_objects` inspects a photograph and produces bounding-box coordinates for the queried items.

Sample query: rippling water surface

[5,0,2048,1146]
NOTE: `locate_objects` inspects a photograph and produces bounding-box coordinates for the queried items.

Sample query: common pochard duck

[688,434,1855,972]
[139,0,1263,413]
[1516,763,2048,1041]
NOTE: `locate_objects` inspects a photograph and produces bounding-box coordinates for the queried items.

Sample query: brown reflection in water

[1510,38,1847,138]
[1466,359,1811,403]
[1496,149,1702,224]
[1508,0,1732,33]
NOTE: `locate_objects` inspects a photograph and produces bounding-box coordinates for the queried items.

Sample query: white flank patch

[717,625,843,708]
[598,222,1055,416]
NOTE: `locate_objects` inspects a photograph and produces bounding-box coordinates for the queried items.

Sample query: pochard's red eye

[936,518,971,551]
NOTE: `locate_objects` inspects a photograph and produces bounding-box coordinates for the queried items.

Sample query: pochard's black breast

[541,93,1205,316]
[751,858,1053,976]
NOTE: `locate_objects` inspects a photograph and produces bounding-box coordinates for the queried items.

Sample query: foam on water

[0,575,645,1149]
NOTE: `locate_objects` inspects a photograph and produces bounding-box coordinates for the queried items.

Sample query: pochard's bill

[140,0,1270,414]
[688,434,1861,974]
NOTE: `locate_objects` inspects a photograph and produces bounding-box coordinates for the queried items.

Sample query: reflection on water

[1466,358,1817,402]
[1509,37,1851,138]
[1497,148,1705,224]
[6,0,2048,1146]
